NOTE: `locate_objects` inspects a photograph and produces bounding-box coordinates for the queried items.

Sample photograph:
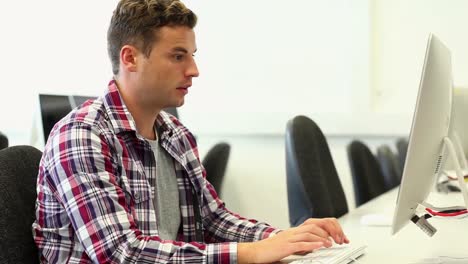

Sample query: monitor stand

[443,133,468,206]
[413,134,468,236]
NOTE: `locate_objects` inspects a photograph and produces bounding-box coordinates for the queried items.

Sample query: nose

[186,57,199,78]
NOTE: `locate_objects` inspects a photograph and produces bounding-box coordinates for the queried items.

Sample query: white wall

[0,1,115,145]
[181,0,414,136]
[182,0,364,134]
[371,0,468,114]
[2,0,468,230]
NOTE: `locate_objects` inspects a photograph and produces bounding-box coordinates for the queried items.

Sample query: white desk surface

[338,188,468,263]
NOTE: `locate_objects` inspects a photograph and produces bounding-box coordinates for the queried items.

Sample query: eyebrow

[172,47,197,53]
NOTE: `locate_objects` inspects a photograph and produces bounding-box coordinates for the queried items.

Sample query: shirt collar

[103,79,178,141]
[102,79,138,135]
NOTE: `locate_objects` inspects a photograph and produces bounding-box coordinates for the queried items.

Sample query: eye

[174,54,184,61]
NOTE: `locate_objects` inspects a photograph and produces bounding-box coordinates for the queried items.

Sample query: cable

[426,208,468,217]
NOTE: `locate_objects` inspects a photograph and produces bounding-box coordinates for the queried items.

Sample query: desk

[338,188,468,263]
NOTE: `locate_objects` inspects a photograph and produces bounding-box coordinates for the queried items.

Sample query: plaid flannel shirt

[33,80,280,263]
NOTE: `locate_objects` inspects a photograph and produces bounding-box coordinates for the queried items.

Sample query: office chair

[396,138,409,175]
[347,140,387,207]
[285,115,348,226]
[0,145,42,263]
[376,145,402,190]
[202,142,231,197]
[0,131,8,150]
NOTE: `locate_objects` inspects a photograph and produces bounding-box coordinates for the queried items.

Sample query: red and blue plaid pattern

[33,80,279,263]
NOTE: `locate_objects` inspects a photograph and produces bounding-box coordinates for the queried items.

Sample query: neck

[115,78,160,140]
[131,107,159,140]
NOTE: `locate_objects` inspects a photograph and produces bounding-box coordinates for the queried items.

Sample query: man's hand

[300,218,349,245]
[237,218,349,264]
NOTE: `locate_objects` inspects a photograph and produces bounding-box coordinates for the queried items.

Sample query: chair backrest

[0,145,42,264]
[376,145,402,190]
[285,115,348,226]
[347,140,387,207]
[0,131,8,150]
[202,142,231,197]
[396,138,409,175]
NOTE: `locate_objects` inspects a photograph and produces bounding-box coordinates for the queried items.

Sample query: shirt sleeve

[40,123,239,263]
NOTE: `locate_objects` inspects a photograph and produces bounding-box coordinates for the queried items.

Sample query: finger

[301,218,338,236]
[317,218,345,244]
[300,218,348,244]
[327,218,344,244]
[344,235,350,244]
[288,233,333,247]
[291,241,325,254]
[294,223,330,239]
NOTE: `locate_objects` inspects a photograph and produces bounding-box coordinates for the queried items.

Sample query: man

[33,0,349,263]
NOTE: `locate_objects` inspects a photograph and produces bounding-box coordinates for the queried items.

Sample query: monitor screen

[450,88,468,159]
[32,94,96,149]
[392,34,453,235]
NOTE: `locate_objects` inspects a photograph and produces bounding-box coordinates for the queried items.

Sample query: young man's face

[134,26,199,110]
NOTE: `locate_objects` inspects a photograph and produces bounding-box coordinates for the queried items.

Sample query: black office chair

[347,140,387,207]
[0,145,42,263]
[285,115,348,226]
[376,145,402,190]
[202,142,231,197]
[0,131,8,150]
[396,138,409,176]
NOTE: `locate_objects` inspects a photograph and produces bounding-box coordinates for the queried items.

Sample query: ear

[120,45,139,72]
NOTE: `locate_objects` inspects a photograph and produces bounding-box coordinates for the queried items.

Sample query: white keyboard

[280,243,367,264]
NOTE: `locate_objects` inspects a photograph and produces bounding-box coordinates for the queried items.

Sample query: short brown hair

[107,0,197,75]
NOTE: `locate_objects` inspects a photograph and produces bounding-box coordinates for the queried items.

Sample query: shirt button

[134,193,140,200]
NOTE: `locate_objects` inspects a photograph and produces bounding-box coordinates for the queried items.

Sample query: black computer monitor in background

[73,96,94,109]
[32,94,96,149]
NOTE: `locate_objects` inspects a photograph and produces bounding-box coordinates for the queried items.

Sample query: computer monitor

[450,88,468,159]
[30,94,96,150]
[391,34,468,236]
[437,87,468,179]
